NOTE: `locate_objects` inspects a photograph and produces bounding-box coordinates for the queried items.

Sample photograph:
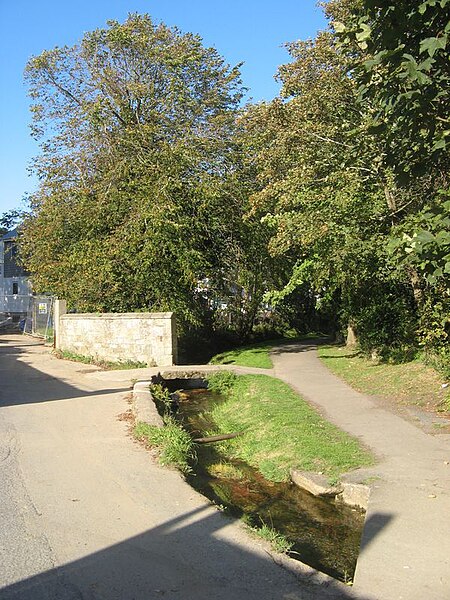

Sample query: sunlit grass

[134,417,196,473]
[318,345,449,412]
[54,349,147,370]
[209,341,278,369]
[206,374,374,482]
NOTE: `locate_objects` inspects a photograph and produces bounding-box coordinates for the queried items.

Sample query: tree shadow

[0,335,124,407]
[270,338,332,356]
[0,505,378,600]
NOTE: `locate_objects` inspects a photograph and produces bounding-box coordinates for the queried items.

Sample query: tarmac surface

[0,334,449,599]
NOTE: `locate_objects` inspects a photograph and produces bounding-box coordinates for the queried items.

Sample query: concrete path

[0,335,355,600]
[270,341,450,600]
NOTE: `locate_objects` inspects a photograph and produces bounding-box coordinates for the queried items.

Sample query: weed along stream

[149,373,369,583]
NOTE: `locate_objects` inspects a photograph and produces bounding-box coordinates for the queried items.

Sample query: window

[12,282,18,295]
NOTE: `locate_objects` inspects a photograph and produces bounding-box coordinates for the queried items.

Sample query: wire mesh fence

[23,296,55,343]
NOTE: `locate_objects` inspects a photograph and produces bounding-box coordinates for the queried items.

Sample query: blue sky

[0,0,327,214]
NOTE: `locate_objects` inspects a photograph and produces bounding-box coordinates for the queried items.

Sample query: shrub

[207,371,237,394]
[134,418,196,474]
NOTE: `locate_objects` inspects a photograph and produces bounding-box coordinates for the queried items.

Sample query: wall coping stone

[61,312,174,320]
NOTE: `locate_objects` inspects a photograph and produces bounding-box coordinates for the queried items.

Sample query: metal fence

[23,296,55,343]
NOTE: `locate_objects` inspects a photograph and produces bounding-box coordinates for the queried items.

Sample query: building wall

[0,277,32,315]
[0,233,32,317]
[3,240,27,278]
[57,312,177,366]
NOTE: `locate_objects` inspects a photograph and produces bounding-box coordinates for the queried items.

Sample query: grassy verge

[318,345,450,413]
[318,346,450,412]
[209,340,278,369]
[54,349,147,370]
[134,418,196,474]
[209,334,330,370]
[206,372,374,482]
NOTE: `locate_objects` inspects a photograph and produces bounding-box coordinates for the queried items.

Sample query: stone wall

[56,307,177,366]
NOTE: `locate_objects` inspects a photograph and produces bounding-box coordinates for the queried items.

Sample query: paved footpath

[1,335,449,600]
[270,341,450,600]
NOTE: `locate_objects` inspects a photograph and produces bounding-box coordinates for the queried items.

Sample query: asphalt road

[0,334,357,600]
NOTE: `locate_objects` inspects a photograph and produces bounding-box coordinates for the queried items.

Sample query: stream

[165,382,365,582]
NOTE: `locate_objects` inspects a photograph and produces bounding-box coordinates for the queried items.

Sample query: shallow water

[174,387,365,582]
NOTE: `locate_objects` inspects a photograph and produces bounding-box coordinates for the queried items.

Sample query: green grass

[54,349,147,370]
[318,345,450,412]
[209,340,277,369]
[209,334,330,370]
[206,374,374,482]
[134,417,196,474]
[207,371,238,394]
[249,522,293,554]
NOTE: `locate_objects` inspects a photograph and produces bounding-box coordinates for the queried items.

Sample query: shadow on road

[0,334,124,407]
[359,513,394,554]
[270,338,332,356]
[0,505,378,600]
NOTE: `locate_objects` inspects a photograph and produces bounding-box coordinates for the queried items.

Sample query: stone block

[133,381,163,427]
[290,469,343,497]
[336,483,370,509]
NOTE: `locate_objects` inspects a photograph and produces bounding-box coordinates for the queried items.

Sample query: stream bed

[168,384,365,582]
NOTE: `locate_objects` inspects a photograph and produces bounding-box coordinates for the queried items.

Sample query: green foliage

[54,349,147,369]
[206,371,238,393]
[336,0,450,179]
[0,209,25,236]
[134,417,196,474]
[423,346,450,381]
[239,0,449,356]
[21,14,265,332]
[149,383,173,414]
[250,523,293,554]
[389,194,450,286]
[342,281,418,356]
[241,18,407,353]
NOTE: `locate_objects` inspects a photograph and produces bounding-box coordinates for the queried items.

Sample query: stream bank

[140,373,370,582]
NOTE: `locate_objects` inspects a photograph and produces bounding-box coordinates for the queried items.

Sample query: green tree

[241,21,416,348]
[21,14,249,329]
[335,0,450,179]
[336,0,450,357]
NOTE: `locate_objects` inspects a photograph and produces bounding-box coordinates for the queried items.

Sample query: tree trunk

[407,266,425,307]
[346,322,358,347]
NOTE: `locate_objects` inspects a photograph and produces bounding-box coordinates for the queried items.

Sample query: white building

[0,229,32,320]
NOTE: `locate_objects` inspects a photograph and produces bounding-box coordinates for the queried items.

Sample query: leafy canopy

[21,14,254,328]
